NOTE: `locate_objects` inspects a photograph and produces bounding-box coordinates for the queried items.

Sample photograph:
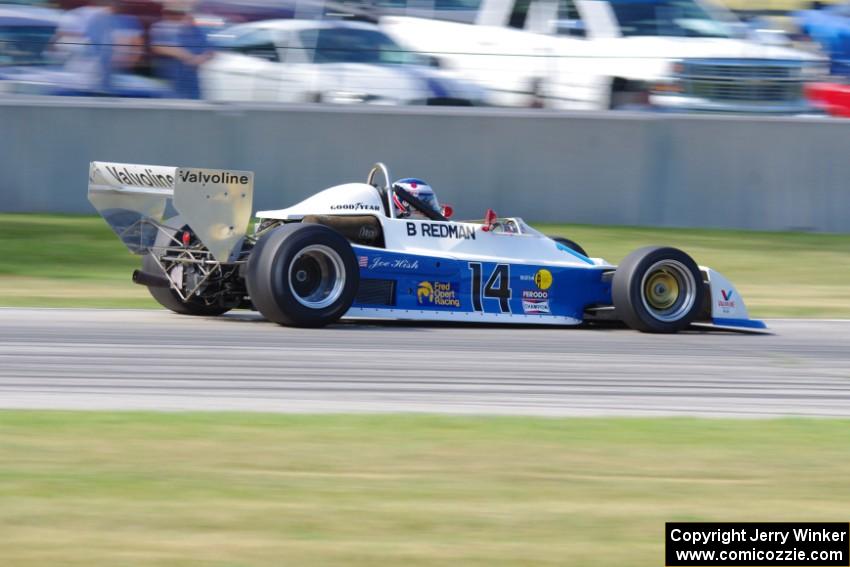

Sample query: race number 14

[469,263,511,313]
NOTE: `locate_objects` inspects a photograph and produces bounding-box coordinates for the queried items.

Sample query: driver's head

[392,178,441,219]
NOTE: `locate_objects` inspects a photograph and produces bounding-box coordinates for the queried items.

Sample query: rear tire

[142,254,231,316]
[550,236,588,257]
[612,246,704,333]
[245,223,359,327]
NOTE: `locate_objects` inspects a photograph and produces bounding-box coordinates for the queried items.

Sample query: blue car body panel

[351,245,612,321]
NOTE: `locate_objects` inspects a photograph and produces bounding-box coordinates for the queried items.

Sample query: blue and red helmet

[392,178,441,219]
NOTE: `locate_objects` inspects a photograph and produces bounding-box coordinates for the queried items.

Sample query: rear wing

[87,162,254,263]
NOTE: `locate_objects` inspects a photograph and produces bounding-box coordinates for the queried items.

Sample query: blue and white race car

[88,161,765,333]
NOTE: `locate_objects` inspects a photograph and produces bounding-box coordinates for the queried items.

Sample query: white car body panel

[258,183,387,219]
[259,182,602,266]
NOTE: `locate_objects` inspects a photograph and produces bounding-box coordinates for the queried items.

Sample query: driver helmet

[392,178,441,219]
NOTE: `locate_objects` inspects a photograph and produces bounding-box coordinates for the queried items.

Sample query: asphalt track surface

[1,308,849,418]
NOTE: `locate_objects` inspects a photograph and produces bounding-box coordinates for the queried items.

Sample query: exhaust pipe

[132,269,172,289]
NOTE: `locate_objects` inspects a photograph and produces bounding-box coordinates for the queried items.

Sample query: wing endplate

[88,161,254,262]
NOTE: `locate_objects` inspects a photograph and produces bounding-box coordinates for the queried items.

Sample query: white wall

[1,98,847,232]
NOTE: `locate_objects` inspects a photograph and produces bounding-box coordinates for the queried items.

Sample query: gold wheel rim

[644,270,680,311]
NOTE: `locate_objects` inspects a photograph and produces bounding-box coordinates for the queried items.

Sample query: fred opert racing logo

[407,222,476,240]
[178,170,250,186]
[417,281,461,308]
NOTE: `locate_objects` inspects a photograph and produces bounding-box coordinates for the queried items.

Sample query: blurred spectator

[49,1,145,92]
[50,0,117,92]
[150,5,213,99]
[112,10,145,71]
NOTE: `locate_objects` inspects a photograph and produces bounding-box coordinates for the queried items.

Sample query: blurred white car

[382,0,824,113]
[200,19,488,105]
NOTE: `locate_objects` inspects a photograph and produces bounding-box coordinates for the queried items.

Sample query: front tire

[245,223,359,327]
[612,246,704,333]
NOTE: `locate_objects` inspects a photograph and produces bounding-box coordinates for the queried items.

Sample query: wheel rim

[287,245,346,309]
[639,260,697,323]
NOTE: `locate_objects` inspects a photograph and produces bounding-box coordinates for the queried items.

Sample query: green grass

[0,214,153,308]
[0,412,848,566]
[1,213,848,316]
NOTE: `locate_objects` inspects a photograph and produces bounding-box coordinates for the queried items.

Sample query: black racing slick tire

[612,246,704,334]
[550,236,588,257]
[142,253,231,317]
[245,223,359,327]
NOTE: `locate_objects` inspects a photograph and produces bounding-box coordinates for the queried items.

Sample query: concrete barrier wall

[1,98,848,232]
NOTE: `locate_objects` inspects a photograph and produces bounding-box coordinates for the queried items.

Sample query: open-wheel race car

[88,161,766,333]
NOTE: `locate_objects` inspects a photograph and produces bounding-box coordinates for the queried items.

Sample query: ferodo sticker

[522,290,548,300]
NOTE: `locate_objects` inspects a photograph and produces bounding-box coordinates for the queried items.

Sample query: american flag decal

[358,256,368,268]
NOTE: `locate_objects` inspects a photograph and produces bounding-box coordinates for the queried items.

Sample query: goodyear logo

[417,281,460,308]
[534,269,553,291]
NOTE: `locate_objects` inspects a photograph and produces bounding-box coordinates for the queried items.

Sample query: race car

[88,161,766,333]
